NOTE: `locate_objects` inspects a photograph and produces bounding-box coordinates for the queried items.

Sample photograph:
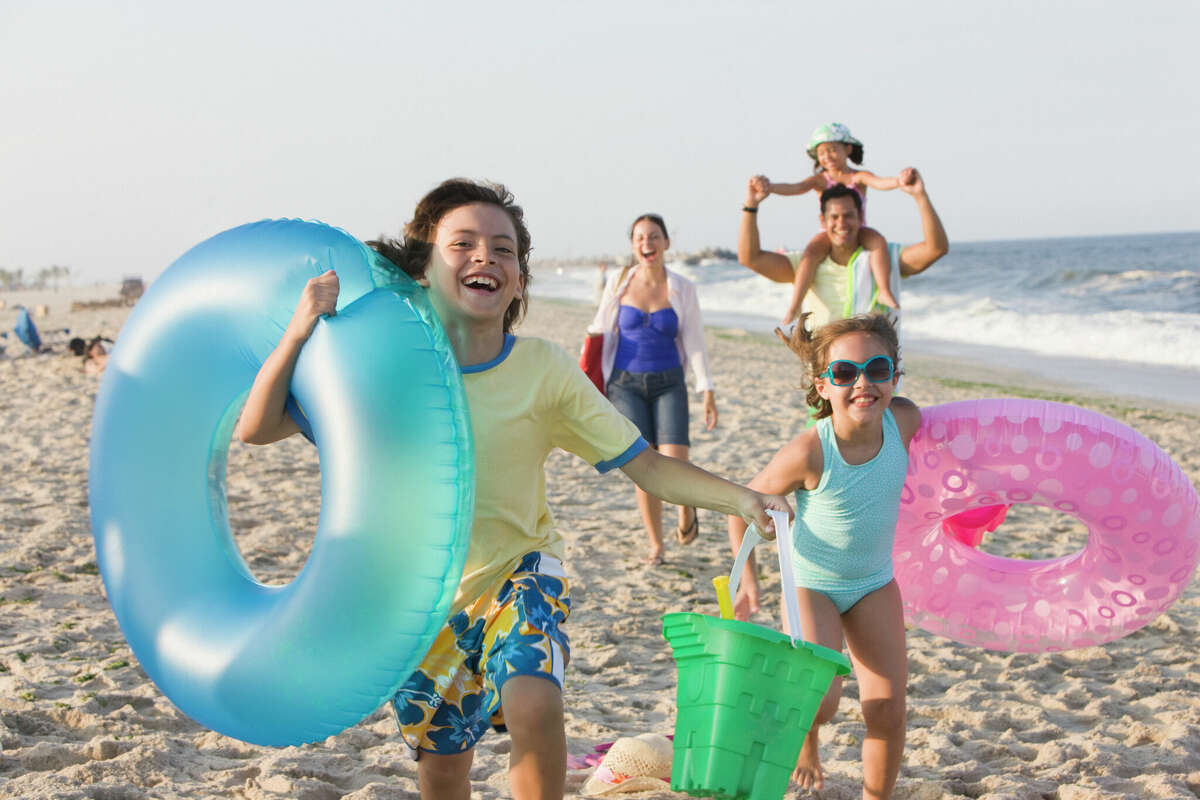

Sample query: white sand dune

[1,290,1197,799]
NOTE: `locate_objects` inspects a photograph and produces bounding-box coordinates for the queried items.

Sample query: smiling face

[820,195,862,249]
[815,331,896,426]
[814,141,851,173]
[423,202,524,330]
[630,217,669,269]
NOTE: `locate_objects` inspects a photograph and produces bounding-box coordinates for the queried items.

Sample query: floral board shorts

[390,552,570,756]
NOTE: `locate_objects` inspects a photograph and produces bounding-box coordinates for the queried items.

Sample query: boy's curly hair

[368,178,533,333]
[775,313,901,420]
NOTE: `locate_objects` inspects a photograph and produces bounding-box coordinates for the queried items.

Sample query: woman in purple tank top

[587,214,716,565]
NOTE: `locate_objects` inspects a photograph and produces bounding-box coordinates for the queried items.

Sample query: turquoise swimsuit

[792,408,908,614]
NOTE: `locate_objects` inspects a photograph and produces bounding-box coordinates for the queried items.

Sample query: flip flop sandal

[676,508,699,545]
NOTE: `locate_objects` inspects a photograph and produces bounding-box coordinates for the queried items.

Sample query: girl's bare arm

[766,175,825,196]
[855,170,901,191]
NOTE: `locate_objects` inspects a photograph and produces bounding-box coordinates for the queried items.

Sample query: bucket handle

[728,509,803,646]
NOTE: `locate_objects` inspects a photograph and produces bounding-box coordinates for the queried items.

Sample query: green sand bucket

[662,614,849,800]
[662,511,852,800]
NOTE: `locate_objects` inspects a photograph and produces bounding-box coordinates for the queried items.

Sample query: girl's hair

[775,313,901,419]
[368,178,533,333]
[808,142,865,173]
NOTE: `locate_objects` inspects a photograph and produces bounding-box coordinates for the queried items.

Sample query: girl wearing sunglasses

[728,313,921,799]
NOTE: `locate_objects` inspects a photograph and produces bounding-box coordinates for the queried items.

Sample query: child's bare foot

[877,290,900,311]
[780,306,800,327]
[791,729,824,790]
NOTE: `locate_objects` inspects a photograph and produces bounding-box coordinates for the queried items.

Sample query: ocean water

[531,231,1200,408]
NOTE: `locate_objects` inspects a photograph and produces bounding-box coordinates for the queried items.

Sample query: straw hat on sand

[579,733,673,796]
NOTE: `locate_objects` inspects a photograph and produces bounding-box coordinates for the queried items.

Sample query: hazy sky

[3,1,1198,283]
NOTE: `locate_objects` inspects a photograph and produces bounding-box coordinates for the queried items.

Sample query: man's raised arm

[896,168,949,277]
[738,176,797,284]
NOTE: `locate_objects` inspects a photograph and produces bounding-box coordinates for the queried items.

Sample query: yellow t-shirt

[788,251,847,330]
[454,335,646,613]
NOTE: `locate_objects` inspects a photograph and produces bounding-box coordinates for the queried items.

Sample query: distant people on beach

[588,214,718,565]
[730,313,920,798]
[754,123,907,325]
[69,336,112,375]
[236,179,790,800]
[594,262,608,306]
[739,165,948,332]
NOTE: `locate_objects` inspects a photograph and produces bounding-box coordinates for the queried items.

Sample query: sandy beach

[1,287,1198,800]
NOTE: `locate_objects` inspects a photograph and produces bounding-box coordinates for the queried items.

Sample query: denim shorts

[606,366,690,447]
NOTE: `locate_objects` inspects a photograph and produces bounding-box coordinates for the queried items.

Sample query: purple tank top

[614,305,681,373]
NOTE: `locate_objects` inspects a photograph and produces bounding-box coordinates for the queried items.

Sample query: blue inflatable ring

[88,220,474,746]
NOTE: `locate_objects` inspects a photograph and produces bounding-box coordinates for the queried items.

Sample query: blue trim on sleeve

[285,394,316,445]
[594,437,650,474]
[461,334,516,374]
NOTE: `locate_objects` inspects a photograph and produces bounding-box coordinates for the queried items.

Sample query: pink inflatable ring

[895,399,1200,652]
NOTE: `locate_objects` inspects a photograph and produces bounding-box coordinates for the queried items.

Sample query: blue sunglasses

[819,355,895,386]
